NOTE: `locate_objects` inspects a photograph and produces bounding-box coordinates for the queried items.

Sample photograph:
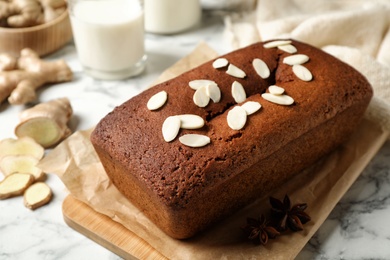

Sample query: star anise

[269,195,311,232]
[241,214,280,245]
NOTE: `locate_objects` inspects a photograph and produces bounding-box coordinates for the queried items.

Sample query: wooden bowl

[0,10,73,57]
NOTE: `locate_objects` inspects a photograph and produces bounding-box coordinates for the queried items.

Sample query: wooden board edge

[62,195,166,260]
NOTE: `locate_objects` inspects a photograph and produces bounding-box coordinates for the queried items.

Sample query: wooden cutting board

[62,195,166,259]
[62,119,389,259]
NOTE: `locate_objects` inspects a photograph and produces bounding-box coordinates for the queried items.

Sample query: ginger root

[0,48,72,105]
[15,97,73,148]
[0,0,44,28]
[0,154,46,181]
[24,181,52,210]
[0,172,34,199]
[0,53,17,71]
[0,136,44,160]
[0,125,54,208]
[0,0,66,28]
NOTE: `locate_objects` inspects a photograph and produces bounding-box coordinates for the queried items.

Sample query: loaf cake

[90,39,373,239]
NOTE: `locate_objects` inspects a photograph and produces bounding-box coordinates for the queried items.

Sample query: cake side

[91,39,373,238]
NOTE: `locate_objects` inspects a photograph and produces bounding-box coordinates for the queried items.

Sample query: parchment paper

[39,43,389,259]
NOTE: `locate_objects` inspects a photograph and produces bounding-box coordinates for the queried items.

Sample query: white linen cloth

[224,0,390,135]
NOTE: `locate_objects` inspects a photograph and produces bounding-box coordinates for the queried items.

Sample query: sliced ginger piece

[0,155,46,181]
[15,98,73,148]
[24,182,52,210]
[0,136,44,160]
[15,117,66,148]
[0,173,34,199]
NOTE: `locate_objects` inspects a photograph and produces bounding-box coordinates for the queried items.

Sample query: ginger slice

[15,98,73,148]
[24,182,52,210]
[0,136,44,160]
[0,173,34,200]
[0,155,46,181]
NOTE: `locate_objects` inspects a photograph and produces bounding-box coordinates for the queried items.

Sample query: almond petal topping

[189,79,217,90]
[263,40,292,48]
[283,54,310,66]
[147,90,168,110]
[206,83,221,103]
[252,58,270,79]
[162,116,181,142]
[193,86,210,107]
[179,134,210,148]
[268,85,285,95]
[227,106,247,130]
[262,93,294,106]
[226,64,246,78]
[231,81,247,103]
[241,101,262,115]
[212,58,229,69]
[176,114,204,129]
[277,44,297,54]
[293,64,313,81]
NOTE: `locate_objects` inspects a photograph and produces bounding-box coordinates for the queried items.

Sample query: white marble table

[1,11,390,260]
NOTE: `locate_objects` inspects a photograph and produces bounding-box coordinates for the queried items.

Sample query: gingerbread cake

[90,39,373,239]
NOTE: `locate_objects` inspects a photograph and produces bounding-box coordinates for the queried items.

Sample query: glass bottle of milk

[144,0,201,34]
[68,0,146,80]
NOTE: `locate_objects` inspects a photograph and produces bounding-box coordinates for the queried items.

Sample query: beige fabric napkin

[224,0,390,135]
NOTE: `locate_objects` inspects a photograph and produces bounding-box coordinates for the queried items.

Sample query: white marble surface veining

[1,11,390,260]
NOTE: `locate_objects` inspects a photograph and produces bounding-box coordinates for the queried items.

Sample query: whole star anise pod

[269,195,311,232]
[241,214,280,245]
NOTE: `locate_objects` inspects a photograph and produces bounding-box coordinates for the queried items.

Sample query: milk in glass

[69,0,146,80]
[144,0,201,34]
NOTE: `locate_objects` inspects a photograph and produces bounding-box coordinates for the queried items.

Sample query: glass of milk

[68,0,146,80]
[144,0,201,34]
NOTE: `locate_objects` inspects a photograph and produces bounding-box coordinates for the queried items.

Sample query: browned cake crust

[90,39,373,239]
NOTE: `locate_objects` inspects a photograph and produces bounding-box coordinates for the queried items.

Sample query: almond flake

[176,114,204,129]
[193,86,210,107]
[162,116,181,142]
[206,83,221,103]
[268,85,285,95]
[227,106,247,130]
[263,40,292,48]
[212,58,229,69]
[189,79,217,90]
[277,44,297,54]
[147,91,168,110]
[179,134,210,148]
[262,93,294,106]
[293,64,313,81]
[226,64,246,78]
[231,81,246,103]
[283,54,309,65]
[241,101,262,115]
[252,58,270,79]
